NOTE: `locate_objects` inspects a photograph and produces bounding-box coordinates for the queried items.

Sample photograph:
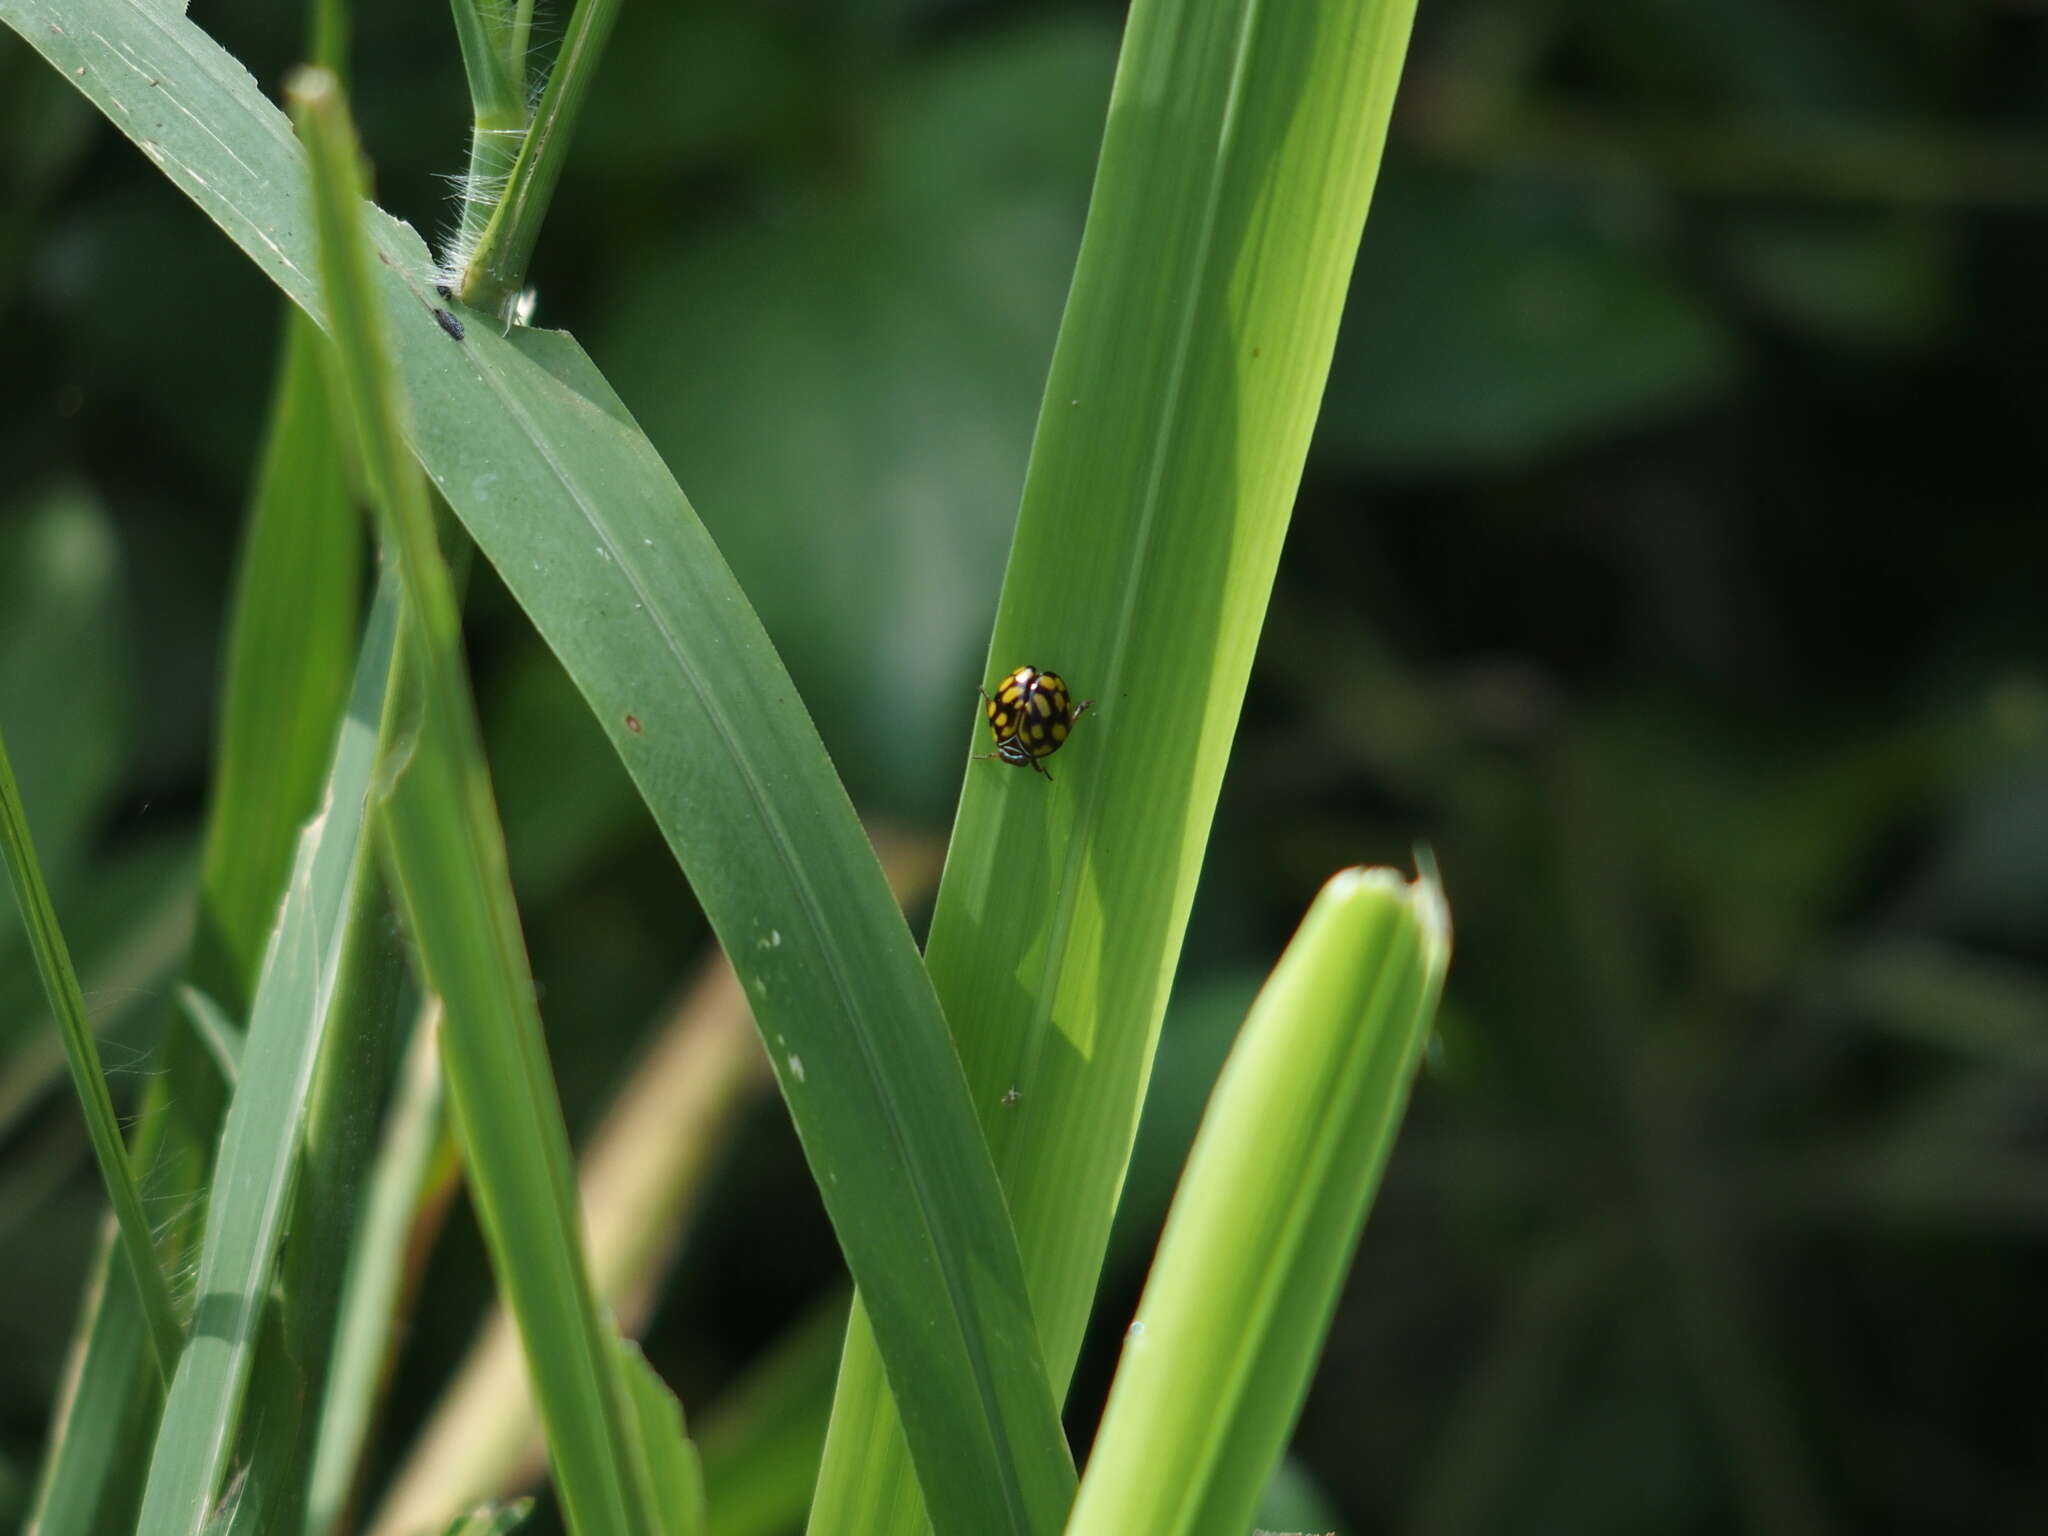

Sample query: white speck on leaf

[788,1055,805,1083]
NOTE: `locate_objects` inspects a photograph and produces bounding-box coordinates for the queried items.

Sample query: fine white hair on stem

[435,0,555,292]
[432,124,526,290]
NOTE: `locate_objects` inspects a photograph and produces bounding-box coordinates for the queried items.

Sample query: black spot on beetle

[434,308,465,341]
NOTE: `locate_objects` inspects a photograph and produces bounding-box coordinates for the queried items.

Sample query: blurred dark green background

[4,0,2046,1531]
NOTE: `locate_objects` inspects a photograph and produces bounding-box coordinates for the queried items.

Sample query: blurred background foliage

[3,0,2046,1531]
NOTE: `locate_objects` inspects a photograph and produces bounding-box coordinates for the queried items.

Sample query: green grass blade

[290,65,654,1536]
[192,308,364,1014]
[1065,867,1449,1536]
[810,0,1421,1526]
[616,1339,709,1536]
[0,728,184,1384]
[369,938,780,1532]
[28,295,364,1536]
[306,1006,449,1536]
[23,1226,160,1536]
[4,11,1079,1530]
[440,1500,538,1536]
[134,579,400,1534]
[219,872,416,1536]
[175,985,245,1086]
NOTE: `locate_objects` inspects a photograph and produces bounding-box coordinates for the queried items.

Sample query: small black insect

[434,282,453,299]
[434,307,465,341]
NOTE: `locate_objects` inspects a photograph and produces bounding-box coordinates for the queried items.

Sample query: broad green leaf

[810,0,1423,1527]
[1065,867,1449,1536]
[3,7,1074,1530]
[134,578,398,1533]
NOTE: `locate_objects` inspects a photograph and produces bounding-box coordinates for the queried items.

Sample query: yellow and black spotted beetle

[978,664,1091,780]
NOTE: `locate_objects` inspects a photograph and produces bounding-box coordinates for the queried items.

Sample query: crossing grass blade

[3,7,1076,1529]
[26,301,366,1536]
[808,0,1424,1528]
[134,577,400,1534]
[290,66,654,1536]
[1064,867,1450,1536]
[218,875,416,1536]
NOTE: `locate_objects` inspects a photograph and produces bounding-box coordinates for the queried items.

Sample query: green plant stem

[448,0,522,118]
[445,0,528,273]
[309,0,346,74]
[457,0,625,317]
[0,726,183,1386]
